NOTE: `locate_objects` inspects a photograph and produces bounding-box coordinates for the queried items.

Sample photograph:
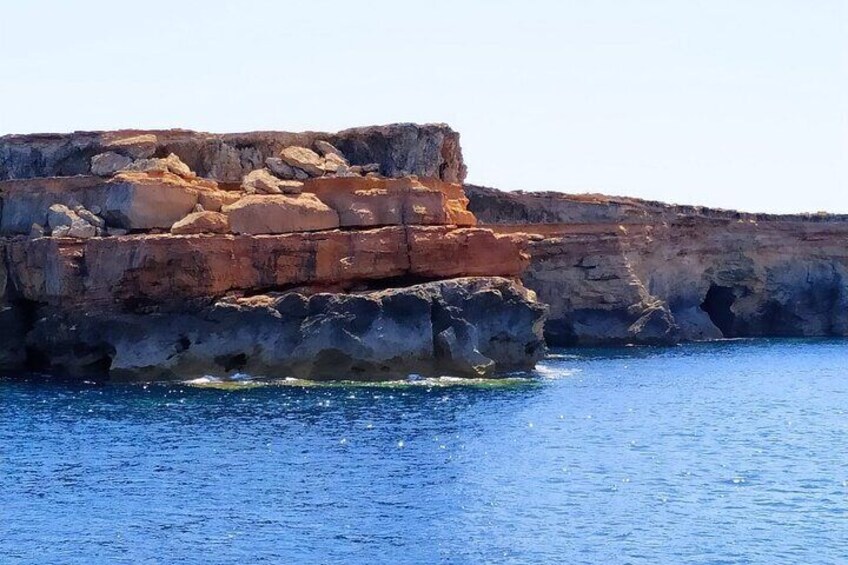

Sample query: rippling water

[2,339,848,564]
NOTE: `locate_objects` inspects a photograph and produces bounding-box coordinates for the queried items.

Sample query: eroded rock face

[0,125,548,382]
[170,211,230,235]
[467,184,848,344]
[0,241,28,369]
[0,123,466,183]
[23,277,546,381]
[303,176,475,228]
[0,173,228,233]
[6,226,527,312]
[223,194,339,235]
[90,152,133,177]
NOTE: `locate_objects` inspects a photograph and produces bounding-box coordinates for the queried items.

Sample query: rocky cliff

[0,126,545,381]
[467,185,848,345]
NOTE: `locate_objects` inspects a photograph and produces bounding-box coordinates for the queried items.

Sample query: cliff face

[0,127,544,381]
[467,185,848,345]
[0,123,466,184]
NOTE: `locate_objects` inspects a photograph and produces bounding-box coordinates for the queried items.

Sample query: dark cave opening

[700,284,737,337]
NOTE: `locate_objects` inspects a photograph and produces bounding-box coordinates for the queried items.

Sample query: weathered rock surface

[0,169,473,237]
[223,194,339,235]
[0,240,28,369]
[279,146,324,177]
[123,153,195,179]
[303,176,476,227]
[0,123,466,183]
[5,226,527,311]
[22,277,546,381]
[90,152,133,176]
[170,211,230,235]
[467,184,848,344]
[241,168,303,195]
[0,172,234,233]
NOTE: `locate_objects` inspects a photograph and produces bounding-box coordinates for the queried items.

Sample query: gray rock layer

[20,277,546,381]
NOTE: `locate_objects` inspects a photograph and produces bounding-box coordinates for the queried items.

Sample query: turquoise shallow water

[2,339,848,564]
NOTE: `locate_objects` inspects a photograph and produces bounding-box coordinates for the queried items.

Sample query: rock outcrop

[6,226,527,311]
[24,277,546,381]
[467,185,848,345]
[0,123,466,183]
[0,125,543,381]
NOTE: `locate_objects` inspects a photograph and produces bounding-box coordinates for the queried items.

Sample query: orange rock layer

[6,226,527,312]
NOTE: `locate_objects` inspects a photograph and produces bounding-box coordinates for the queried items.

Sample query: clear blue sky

[1,0,845,213]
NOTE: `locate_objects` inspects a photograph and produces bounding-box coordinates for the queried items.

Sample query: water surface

[2,339,847,563]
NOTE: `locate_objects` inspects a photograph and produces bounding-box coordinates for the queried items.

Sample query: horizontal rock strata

[6,227,527,311]
[467,185,848,345]
[0,126,547,381]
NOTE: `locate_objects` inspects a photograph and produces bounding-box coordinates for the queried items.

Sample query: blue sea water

[2,339,847,564]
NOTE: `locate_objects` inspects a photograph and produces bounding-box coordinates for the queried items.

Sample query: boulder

[197,189,241,212]
[303,176,476,227]
[124,153,195,179]
[47,203,78,231]
[170,211,230,235]
[90,152,133,176]
[321,153,348,174]
[47,205,97,239]
[0,174,216,234]
[314,140,345,159]
[223,194,339,235]
[75,206,105,229]
[102,133,158,159]
[67,217,97,239]
[265,157,297,180]
[102,172,200,230]
[279,146,324,177]
[241,168,303,195]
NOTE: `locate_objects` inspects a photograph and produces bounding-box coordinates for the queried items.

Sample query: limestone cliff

[467,185,848,345]
[0,123,466,184]
[0,127,544,381]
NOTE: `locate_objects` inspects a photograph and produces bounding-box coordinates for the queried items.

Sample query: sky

[1,0,845,213]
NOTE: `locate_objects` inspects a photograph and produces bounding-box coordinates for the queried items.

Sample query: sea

[2,339,847,564]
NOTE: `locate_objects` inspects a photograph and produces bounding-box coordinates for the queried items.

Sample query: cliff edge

[467,185,848,345]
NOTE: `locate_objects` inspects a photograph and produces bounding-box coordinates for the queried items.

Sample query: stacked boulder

[1,138,474,239]
[45,203,105,238]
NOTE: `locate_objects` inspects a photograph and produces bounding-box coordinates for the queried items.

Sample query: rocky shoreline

[1,123,845,381]
[0,124,544,380]
[467,185,848,346]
